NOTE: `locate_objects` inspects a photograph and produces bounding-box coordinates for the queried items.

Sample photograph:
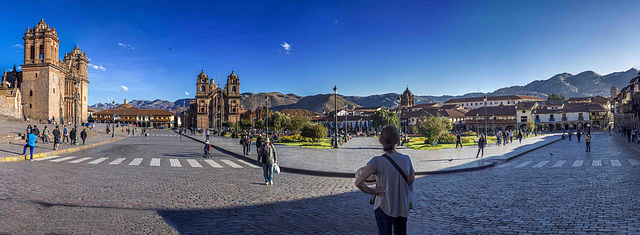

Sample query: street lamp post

[265,96,269,135]
[483,95,487,136]
[344,103,348,139]
[74,82,79,145]
[397,95,402,134]
[111,100,115,138]
[333,86,338,148]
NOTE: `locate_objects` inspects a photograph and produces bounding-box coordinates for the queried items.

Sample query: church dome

[198,70,208,80]
[228,71,238,79]
[402,88,413,96]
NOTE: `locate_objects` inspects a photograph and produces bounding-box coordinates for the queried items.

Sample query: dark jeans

[22,145,34,159]
[455,141,462,148]
[374,207,407,235]
[262,163,274,183]
[476,146,484,158]
[586,142,591,152]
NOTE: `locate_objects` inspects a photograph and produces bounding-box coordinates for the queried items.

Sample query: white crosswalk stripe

[109,158,127,165]
[88,157,109,164]
[533,161,549,168]
[552,160,566,167]
[592,160,602,167]
[611,160,622,167]
[69,157,92,163]
[496,162,514,168]
[204,159,223,168]
[572,160,583,167]
[221,159,243,168]
[628,159,639,166]
[51,156,75,162]
[129,158,143,166]
[170,159,182,167]
[187,159,202,167]
[514,161,532,168]
[34,156,62,161]
[236,159,261,168]
[150,158,161,166]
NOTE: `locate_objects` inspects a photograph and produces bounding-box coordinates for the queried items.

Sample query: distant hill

[89,68,639,113]
[270,94,360,113]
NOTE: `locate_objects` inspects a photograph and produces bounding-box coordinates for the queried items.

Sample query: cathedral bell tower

[225,71,241,122]
[195,70,210,129]
[21,19,67,121]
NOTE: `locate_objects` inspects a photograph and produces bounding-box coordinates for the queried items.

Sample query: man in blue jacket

[23,130,38,161]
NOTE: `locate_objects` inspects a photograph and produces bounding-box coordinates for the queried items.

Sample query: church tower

[611,86,618,99]
[21,19,67,121]
[225,71,241,122]
[195,70,210,129]
[400,87,415,108]
[63,46,89,122]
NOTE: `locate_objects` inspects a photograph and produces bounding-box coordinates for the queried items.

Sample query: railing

[549,118,555,122]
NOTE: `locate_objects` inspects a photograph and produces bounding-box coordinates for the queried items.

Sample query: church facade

[187,70,241,129]
[0,19,89,122]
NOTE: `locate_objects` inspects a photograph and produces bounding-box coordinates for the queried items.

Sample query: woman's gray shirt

[367,152,414,217]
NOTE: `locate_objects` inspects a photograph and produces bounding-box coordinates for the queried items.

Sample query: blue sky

[1,0,640,105]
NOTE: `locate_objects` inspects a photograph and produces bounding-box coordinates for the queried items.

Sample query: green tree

[442,118,453,131]
[222,121,234,128]
[414,114,448,145]
[371,109,399,127]
[268,111,290,133]
[301,124,326,144]
[526,120,535,133]
[286,115,310,133]
[239,119,252,130]
[255,119,265,129]
[547,93,566,101]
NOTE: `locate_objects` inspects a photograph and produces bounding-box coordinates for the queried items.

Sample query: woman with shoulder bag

[355,126,415,235]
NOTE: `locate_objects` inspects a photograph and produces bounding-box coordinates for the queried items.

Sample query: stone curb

[0,136,128,162]
[610,133,640,152]
[178,131,565,178]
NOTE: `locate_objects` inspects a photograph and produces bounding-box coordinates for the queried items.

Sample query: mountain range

[89,68,638,113]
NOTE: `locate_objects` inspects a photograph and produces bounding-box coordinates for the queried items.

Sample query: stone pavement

[0,119,129,161]
[182,131,563,176]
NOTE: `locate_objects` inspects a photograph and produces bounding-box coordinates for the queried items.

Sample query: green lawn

[404,136,497,151]
[275,138,333,149]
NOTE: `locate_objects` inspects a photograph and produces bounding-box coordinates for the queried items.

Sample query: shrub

[464,131,477,137]
[438,134,456,144]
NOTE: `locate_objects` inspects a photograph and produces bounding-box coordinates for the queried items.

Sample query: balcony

[549,118,555,122]
[535,118,541,123]
[562,117,568,121]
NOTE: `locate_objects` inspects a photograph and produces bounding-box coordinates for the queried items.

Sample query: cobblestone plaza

[1,124,639,233]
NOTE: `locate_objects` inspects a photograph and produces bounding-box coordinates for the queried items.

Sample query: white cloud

[280,42,291,54]
[88,63,106,71]
[120,85,128,92]
[118,42,135,50]
[333,19,339,24]
[185,92,190,95]
[12,44,23,48]
[17,66,22,70]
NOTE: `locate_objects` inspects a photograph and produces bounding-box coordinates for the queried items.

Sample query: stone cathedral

[0,19,89,122]
[188,70,241,129]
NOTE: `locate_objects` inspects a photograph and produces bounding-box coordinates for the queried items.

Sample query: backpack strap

[381,154,409,185]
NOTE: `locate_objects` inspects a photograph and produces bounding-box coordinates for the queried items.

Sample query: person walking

[585,132,591,152]
[33,125,40,141]
[255,134,263,154]
[257,138,277,185]
[52,125,61,150]
[476,135,486,158]
[517,131,523,144]
[355,125,415,235]
[206,129,210,141]
[577,130,581,142]
[455,133,463,149]
[80,128,87,145]
[22,130,38,161]
[241,135,250,156]
[62,125,69,144]
[70,127,77,145]
[568,130,572,141]
[42,126,50,144]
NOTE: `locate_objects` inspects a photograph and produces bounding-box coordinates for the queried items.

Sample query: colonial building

[93,99,175,128]
[613,72,640,129]
[0,76,22,118]
[465,106,517,133]
[0,19,89,122]
[399,87,415,108]
[187,70,242,129]
[445,95,545,109]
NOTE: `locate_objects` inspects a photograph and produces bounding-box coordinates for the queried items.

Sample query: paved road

[1,131,639,234]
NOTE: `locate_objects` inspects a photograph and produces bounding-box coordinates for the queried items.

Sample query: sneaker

[265,182,269,185]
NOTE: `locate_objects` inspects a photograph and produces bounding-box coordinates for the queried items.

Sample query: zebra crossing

[35,155,260,169]
[499,159,640,169]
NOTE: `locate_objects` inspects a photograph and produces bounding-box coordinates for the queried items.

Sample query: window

[35,73,37,78]
[39,45,44,59]
[522,110,525,113]
[53,88,55,94]
[29,104,32,108]
[521,116,527,122]
[232,86,236,93]
[30,46,34,60]
[535,115,539,119]
[550,114,554,119]
[30,90,33,96]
